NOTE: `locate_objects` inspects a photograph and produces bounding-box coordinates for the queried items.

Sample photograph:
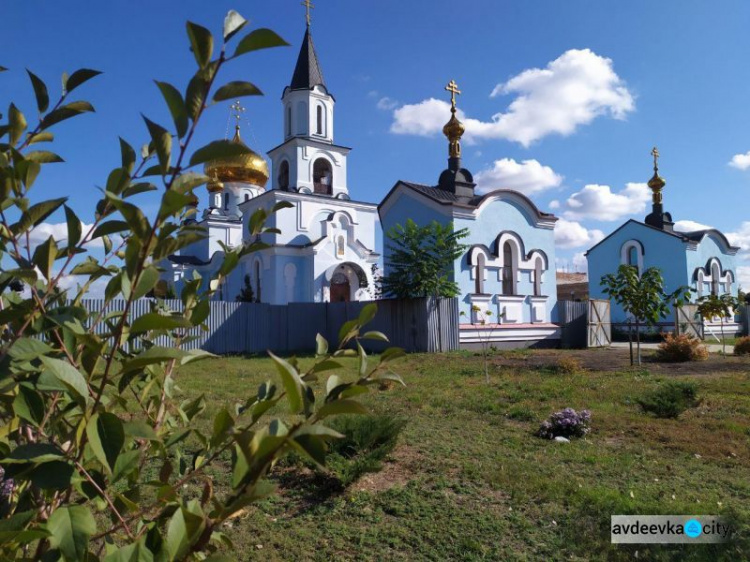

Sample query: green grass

[177,348,750,561]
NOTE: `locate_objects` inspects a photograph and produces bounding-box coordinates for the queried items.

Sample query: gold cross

[445,79,461,110]
[231,100,246,124]
[651,146,660,171]
[302,0,315,26]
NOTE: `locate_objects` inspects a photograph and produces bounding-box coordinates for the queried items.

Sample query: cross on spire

[445,79,461,111]
[302,0,315,27]
[230,99,246,138]
[651,146,660,172]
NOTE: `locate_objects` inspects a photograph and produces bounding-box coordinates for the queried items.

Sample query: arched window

[254,260,262,303]
[627,246,638,267]
[502,242,516,295]
[286,106,292,137]
[313,158,332,195]
[534,258,543,297]
[244,193,250,202]
[278,161,290,191]
[711,262,721,295]
[336,235,345,257]
[316,105,324,135]
[475,253,485,294]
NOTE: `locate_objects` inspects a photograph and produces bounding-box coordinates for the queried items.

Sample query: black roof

[290,27,325,90]
[168,255,209,266]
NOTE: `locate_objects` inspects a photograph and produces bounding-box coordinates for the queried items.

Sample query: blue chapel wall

[379,190,452,280]
[685,234,739,298]
[587,221,688,323]
[454,197,558,323]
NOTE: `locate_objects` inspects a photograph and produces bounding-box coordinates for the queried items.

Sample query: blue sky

[4,1,750,282]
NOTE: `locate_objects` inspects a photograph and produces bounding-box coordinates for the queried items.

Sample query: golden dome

[648,172,666,191]
[443,114,466,143]
[204,128,269,188]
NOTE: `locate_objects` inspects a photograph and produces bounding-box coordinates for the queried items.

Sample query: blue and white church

[164,20,380,304]
[586,149,740,328]
[379,82,561,347]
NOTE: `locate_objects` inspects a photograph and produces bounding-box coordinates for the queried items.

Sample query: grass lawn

[178,347,750,561]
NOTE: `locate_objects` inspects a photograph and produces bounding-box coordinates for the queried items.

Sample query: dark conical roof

[290,27,326,90]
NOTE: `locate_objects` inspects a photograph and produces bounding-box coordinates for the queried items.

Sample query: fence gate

[587,299,611,347]
[674,304,703,339]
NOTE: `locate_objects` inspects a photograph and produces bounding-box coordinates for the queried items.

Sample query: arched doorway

[327,262,369,302]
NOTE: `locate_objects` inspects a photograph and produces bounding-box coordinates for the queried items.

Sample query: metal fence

[77,297,460,355]
[558,300,588,348]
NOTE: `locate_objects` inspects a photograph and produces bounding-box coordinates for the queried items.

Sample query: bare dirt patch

[349,444,424,494]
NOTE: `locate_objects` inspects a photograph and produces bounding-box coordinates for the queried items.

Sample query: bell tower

[268,2,351,199]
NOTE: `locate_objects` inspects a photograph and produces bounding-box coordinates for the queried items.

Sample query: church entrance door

[330,272,351,302]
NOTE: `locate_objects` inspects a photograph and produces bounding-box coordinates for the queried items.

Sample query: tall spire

[437,79,475,199]
[290,4,325,90]
[443,79,465,159]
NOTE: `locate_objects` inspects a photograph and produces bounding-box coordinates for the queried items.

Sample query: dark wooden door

[330,281,350,302]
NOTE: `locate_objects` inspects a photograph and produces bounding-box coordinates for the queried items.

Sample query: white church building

[164,22,380,304]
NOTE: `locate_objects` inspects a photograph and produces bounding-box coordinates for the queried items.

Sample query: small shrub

[537,408,591,439]
[555,356,583,374]
[656,333,709,362]
[734,336,750,356]
[636,381,700,418]
[325,414,406,486]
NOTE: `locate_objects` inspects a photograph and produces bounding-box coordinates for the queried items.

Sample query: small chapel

[379,81,561,348]
[586,148,740,328]
[163,13,380,304]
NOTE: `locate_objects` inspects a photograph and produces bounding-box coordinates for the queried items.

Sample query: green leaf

[26,69,49,113]
[8,337,52,360]
[186,21,214,69]
[40,356,89,401]
[267,351,304,414]
[13,386,45,426]
[155,81,189,138]
[362,331,389,342]
[123,420,157,441]
[315,333,328,356]
[41,100,95,130]
[188,139,252,167]
[16,159,41,188]
[64,205,82,249]
[64,68,102,93]
[166,504,205,561]
[143,115,171,175]
[27,131,54,144]
[30,461,74,491]
[133,265,160,300]
[173,172,209,194]
[24,150,64,163]
[91,220,128,239]
[233,28,289,57]
[223,10,248,42]
[6,443,64,464]
[103,537,154,562]
[185,74,207,121]
[86,412,125,473]
[130,313,192,335]
[32,236,57,280]
[358,303,378,326]
[212,81,262,102]
[119,137,136,174]
[316,399,368,419]
[46,506,97,562]
[112,450,140,483]
[8,103,27,146]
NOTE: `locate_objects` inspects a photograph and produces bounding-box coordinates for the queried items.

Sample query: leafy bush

[555,356,583,374]
[656,333,709,362]
[0,12,405,561]
[325,414,406,487]
[537,408,591,439]
[636,381,700,418]
[734,336,750,356]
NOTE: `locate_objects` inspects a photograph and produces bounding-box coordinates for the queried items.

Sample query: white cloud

[474,158,563,195]
[391,49,634,147]
[549,200,560,209]
[572,252,588,271]
[737,266,750,289]
[554,218,604,249]
[674,220,713,232]
[27,222,102,249]
[729,151,750,170]
[726,222,750,256]
[563,182,650,221]
[376,97,399,111]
